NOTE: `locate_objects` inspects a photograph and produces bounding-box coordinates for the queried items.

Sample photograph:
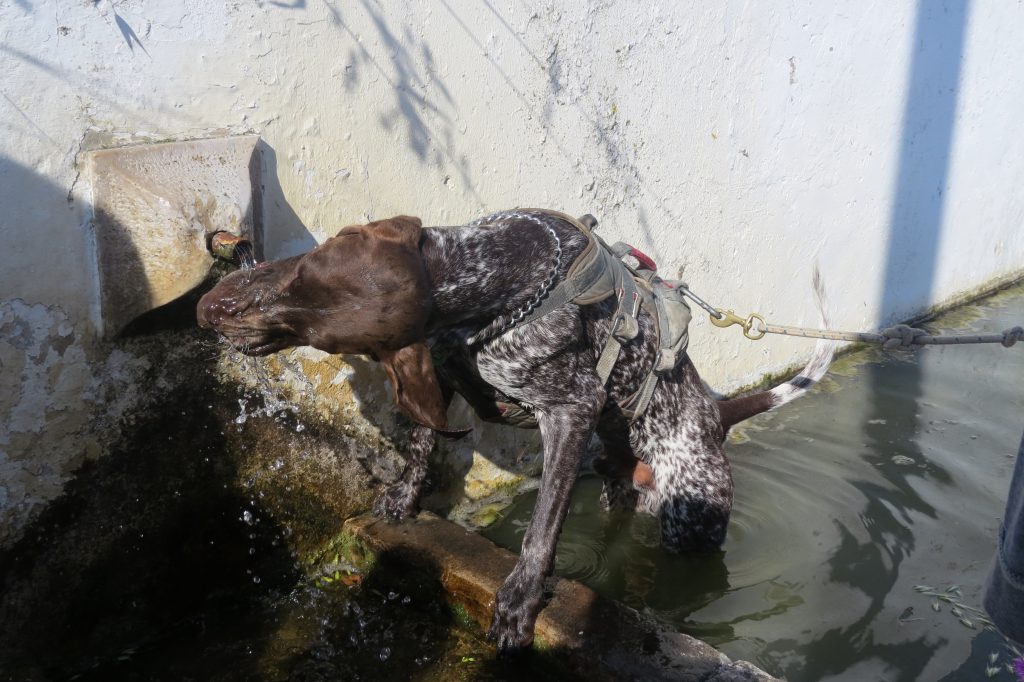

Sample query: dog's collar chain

[465,210,563,346]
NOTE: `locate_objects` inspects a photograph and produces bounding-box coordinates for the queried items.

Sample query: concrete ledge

[343,512,779,681]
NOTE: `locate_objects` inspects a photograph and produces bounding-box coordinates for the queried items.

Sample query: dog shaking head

[197,216,458,433]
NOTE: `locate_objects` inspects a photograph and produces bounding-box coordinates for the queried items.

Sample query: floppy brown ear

[378,342,469,436]
[362,215,423,248]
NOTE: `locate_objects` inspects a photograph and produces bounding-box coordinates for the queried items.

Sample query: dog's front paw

[372,482,418,521]
[486,571,544,652]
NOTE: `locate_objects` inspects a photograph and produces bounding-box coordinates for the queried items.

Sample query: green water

[484,282,1024,681]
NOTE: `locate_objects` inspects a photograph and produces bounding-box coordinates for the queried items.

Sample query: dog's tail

[717,268,836,435]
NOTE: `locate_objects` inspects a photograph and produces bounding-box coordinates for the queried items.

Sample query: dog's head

[198,216,456,432]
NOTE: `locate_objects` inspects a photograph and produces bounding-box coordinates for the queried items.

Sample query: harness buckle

[611,287,640,341]
[653,348,676,372]
[611,310,640,341]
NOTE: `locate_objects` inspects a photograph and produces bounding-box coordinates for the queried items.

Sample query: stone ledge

[343,511,780,682]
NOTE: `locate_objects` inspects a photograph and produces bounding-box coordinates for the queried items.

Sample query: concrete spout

[86,135,262,338]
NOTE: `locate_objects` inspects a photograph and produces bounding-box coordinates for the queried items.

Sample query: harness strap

[595,272,644,383]
[515,222,619,326]
[620,368,660,420]
[479,209,692,426]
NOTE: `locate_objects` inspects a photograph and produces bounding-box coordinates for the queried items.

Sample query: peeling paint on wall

[0,300,149,545]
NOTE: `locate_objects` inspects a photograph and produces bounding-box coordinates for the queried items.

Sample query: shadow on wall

[879,0,970,322]
[0,154,285,678]
[0,155,115,549]
[267,0,478,205]
[258,139,319,259]
[0,155,90,310]
[780,2,973,680]
[267,0,667,247]
[442,0,669,253]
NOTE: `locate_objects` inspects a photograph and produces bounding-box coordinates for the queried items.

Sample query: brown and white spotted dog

[197,210,835,651]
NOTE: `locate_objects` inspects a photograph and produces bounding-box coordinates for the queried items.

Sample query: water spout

[208,231,256,269]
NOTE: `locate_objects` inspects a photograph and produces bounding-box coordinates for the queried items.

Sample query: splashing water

[225,347,310,434]
[235,240,257,272]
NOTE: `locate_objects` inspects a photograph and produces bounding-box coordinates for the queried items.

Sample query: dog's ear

[355,215,423,249]
[378,342,469,436]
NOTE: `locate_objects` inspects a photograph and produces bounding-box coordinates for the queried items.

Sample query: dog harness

[486,209,692,428]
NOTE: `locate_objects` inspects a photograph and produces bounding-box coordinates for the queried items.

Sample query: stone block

[86,136,261,337]
[343,512,779,681]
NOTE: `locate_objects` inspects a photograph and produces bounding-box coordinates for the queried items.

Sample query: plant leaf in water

[914,585,934,593]
[959,617,974,629]
[923,590,956,602]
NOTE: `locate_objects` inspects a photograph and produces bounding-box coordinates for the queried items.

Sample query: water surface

[485,282,1024,681]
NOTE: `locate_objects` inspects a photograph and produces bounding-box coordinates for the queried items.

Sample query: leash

[677,285,1024,350]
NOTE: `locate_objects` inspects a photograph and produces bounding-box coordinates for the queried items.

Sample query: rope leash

[677,285,1024,349]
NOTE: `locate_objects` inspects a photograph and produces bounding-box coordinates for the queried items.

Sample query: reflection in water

[766,358,949,682]
[484,282,1024,681]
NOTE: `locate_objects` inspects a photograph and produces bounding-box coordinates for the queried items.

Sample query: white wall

[2,0,1023,542]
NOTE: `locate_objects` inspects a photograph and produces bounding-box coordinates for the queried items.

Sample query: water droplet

[242,510,254,525]
[379,647,391,661]
[253,576,261,584]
